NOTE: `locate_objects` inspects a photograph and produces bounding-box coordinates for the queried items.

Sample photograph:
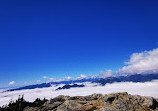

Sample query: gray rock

[23,92,158,111]
[23,106,40,111]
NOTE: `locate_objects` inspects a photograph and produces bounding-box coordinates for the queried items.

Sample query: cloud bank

[118,48,158,75]
[1,80,158,107]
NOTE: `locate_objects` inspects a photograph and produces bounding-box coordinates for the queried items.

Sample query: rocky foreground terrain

[23,92,158,111]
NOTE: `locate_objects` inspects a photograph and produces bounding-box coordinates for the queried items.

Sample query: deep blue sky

[0,0,158,87]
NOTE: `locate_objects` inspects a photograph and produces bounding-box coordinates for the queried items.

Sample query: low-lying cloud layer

[3,48,158,107]
[1,80,158,107]
[118,48,158,75]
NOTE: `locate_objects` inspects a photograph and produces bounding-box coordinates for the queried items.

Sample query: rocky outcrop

[24,92,158,111]
[56,84,85,90]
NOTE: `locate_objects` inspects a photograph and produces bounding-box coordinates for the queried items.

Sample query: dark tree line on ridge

[0,95,47,111]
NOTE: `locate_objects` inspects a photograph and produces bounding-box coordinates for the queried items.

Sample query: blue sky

[0,0,158,88]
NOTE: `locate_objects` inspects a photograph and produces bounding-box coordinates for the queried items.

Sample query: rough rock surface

[23,92,158,111]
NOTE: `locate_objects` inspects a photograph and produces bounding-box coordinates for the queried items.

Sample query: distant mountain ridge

[95,73,158,85]
[6,73,158,92]
[50,78,100,84]
[7,83,51,91]
[56,84,85,90]
[6,78,100,92]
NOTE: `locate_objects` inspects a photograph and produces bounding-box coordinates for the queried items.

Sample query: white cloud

[43,76,55,82]
[1,80,158,107]
[91,70,113,79]
[49,78,55,82]
[43,76,48,79]
[52,76,72,82]
[9,81,15,85]
[50,78,55,80]
[119,48,158,75]
[65,76,71,80]
[80,74,87,78]
[76,74,87,80]
[99,70,113,78]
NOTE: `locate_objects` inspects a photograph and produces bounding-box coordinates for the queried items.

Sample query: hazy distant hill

[6,74,158,92]
[95,74,158,85]
[6,83,51,91]
[56,84,85,90]
[6,78,99,92]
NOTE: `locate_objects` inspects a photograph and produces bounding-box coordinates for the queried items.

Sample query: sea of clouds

[1,48,158,107]
[0,80,158,107]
